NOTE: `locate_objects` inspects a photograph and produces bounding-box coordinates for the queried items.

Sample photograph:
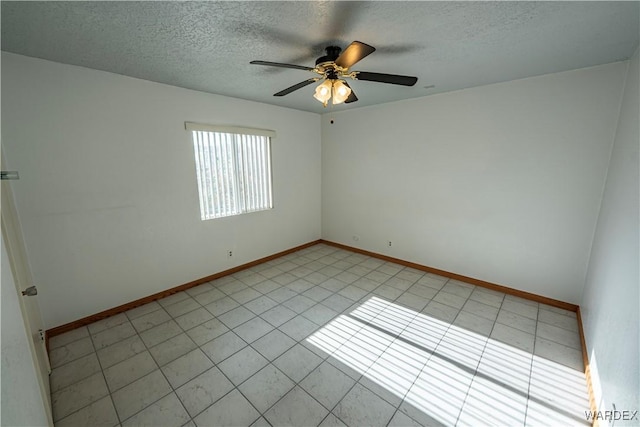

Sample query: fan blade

[335,41,376,69]
[250,60,314,72]
[343,82,358,103]
[354,71,418,86]
[274,79,318,97]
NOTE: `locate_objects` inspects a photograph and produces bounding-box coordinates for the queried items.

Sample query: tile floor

[48,244,591,426]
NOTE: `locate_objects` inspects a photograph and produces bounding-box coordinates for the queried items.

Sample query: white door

[1,165,53,426]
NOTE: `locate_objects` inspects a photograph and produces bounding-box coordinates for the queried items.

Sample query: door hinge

[21,285,38,297]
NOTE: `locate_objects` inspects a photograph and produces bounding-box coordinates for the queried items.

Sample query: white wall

[322,62,627,304]
[581,48,639,420]
[1,235,50,427]
[1,52,321,329]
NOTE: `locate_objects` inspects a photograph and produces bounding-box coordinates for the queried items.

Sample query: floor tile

[104,350,158,392]
[333,383,396,427]
[283,294,316,313]
[121,393,190,427]
[49,336,95,368]
[204,296,239,316]
[193,389,260,427]
[164,297,201,318]
[175,366,234,417]
[50,353,101,393]
[402,357,474,427]
[261,305,297,327]
[193,288,226,305]
[239,364,295,412]
[477,339,532,392]
[273,344,324,382]
[300,361,356,410]
[217,346,269,385]
[536,322,581,350]
[49,327,89,350]
[175,307,214,330]
[161,348,214,388]
[387,410,425,427]
[538,309,579,332]
[130,309,171,333]
[200,331,247,364]
[157,292,191,308]
[422,300,460,323]
[251,329,297,361]
[432,291,467,310]
[48,244,591,427]
[406,283,438,300]
[491,322,535,353]
[304,272,330,286]
[218,279,249,295]
[54,396,119,427]
[496,309,537,334]
[441,281,474,298]
[417,273,448,290]
[533,336,583,371]
[371,285,405,301]
[338,285,369,301]
[319,413,348,427]
[234,316,275,343]
[51,372,109,421]
[468,288,505,308]
[264,386,328,427]
[185,317,229,346]
[279,315,318,341]
[92,322,137,350]
[88,313,130,334]
[272,272,297,286]
[244,295,279,315]
[185,282,214,297]
[149,333,197,366]
[453,310,495,337]
[457,374,527,427]
[502,298,539,320]
[267,286,298,303]
[96,334,147,369]
[395,292,430,311]
[286,278,315,293]
[384,276,414,292]
[321,293,354,312]
[461,299,499,321]
[528,356,590,424]
[230,287,262,304]
[217,306,256,329]
[139,320,182,347]
[252,280,281,294]
[302,304,339,325]
[111,370,172,421]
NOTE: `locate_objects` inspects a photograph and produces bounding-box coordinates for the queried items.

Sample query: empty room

[1,2,638,426]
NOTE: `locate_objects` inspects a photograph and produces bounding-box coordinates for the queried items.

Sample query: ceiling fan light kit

[251,41,418,107]
[313,79,352,107]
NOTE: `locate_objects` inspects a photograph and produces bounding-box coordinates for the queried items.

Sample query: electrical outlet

[228,250,233,257]
[388,241,392,247]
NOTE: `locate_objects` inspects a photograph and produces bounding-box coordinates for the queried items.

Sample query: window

[186,123,274,220]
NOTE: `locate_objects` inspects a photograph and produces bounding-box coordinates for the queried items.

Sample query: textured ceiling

[2,1,638,114]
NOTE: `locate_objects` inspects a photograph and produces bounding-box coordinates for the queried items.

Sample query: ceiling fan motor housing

[315,46,342,66]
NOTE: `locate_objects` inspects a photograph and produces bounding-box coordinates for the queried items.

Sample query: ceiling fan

[250,41,418,107]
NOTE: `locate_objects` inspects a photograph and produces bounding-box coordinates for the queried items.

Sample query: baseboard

[47,237,579,337]
[320,239,579,312]
[577,307,598,426]
[46,239,322,338]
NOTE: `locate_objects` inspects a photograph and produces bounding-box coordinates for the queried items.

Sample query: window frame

[186,122,275,220]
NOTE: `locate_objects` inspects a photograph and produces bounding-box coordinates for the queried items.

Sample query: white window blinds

[187,123,274,220]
